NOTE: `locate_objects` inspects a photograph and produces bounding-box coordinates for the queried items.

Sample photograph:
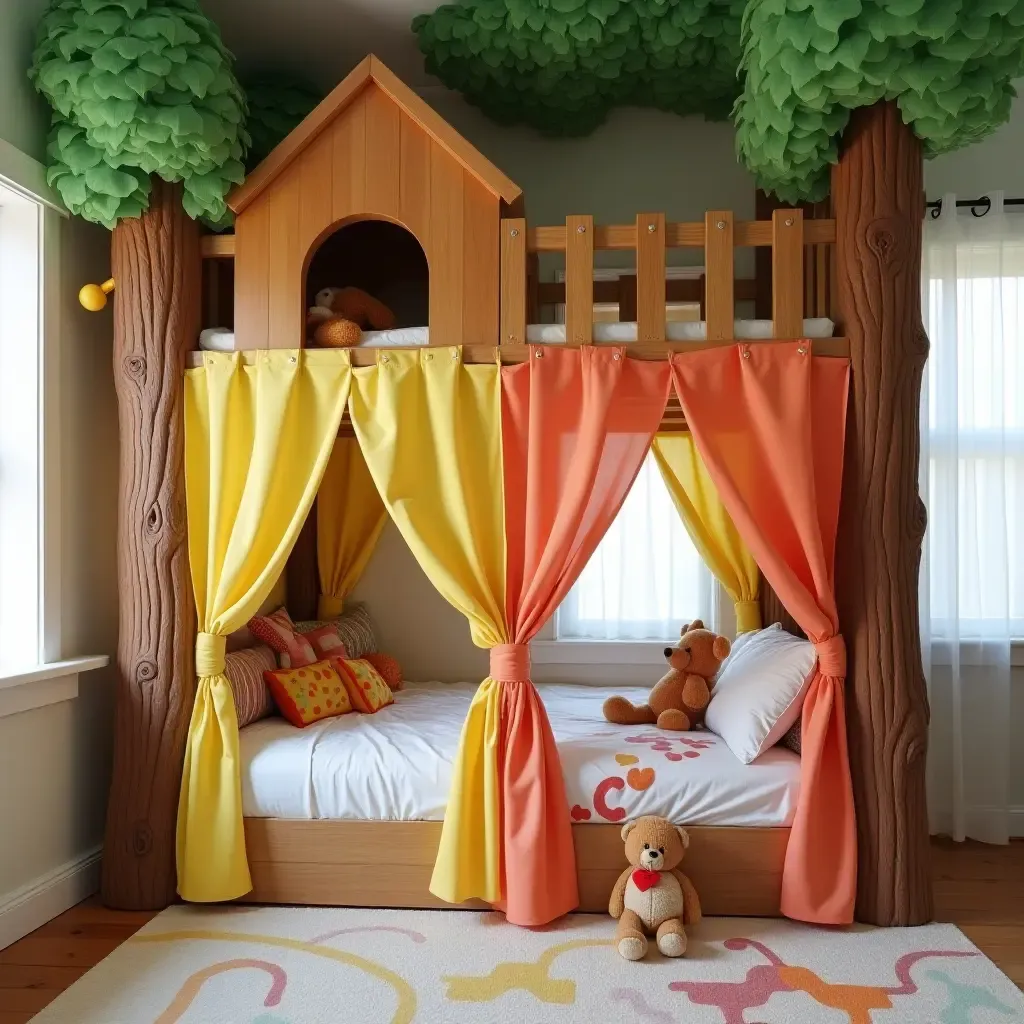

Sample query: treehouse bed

[95,46,949,929]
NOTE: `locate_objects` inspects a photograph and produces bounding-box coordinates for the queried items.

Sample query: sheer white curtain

[557,450,716,640]
[921,192,1023,844]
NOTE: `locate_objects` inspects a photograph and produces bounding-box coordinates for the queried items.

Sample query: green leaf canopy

[30,0,249,228]
[413,0,1024,200]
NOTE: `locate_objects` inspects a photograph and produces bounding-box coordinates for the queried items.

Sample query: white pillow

[705,623,816,764]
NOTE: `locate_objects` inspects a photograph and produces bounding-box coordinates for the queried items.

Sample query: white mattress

[199,318,834,351]
[240,682,801,827]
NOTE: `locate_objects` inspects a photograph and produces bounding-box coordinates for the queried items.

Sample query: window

[556,450,716,641]
[0,178,43,673]
[922,202,1024,640]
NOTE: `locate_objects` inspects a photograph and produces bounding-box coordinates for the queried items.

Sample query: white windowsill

[533,639,1024,669]
[0,655,109,718]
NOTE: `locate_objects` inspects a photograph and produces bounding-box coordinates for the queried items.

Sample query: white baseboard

[0,845,102,950]
[930,806,1024,842]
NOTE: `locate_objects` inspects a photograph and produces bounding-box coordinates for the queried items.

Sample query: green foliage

[412,0,748,135]
[29,0,248,228]
[415,0,1024,200]
[243,78,322,170]
[735,0,1024,201]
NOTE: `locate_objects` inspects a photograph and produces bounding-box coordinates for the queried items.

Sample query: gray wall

[0,1,119,936]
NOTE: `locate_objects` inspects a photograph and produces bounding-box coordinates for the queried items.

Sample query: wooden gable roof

[228,55,521,214]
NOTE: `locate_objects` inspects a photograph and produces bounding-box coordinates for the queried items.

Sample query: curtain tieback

[734,600,762,634]
[490,643,531,682]
[195,632,227,677]
[318,594,345,620]
[814,634,847,678]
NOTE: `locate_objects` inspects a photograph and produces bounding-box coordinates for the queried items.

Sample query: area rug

[31,905,1023,1023]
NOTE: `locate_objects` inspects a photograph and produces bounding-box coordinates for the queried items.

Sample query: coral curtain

[497,346,672,924]
[177,350,351,901]
[671,342,854,924]
[652,433,762,633]
[316,438,387,619]
[348,349,508,906]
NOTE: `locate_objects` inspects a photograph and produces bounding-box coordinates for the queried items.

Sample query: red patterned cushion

[362,652,402,692]
[264,660,354,728]
[331,657,394,714]
[248,607,317,669]
[224,645,277,727]
[305,625,350,661]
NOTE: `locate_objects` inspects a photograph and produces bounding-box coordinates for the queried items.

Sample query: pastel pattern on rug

[28,906,1024,1024]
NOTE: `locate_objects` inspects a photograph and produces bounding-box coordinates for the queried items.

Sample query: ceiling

[202,0,440,91]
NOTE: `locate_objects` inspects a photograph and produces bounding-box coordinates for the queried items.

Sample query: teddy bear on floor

[609,816,701,960]
[603,619,730,731]
[307,286,396,347]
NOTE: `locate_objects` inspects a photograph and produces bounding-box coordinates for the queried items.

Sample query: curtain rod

[926,195,1024,218]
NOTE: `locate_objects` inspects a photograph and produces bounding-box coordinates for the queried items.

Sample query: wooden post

[704,211,734,340]
[635,212,665,342]
[500,218,527,345]
[564,214,593,344]
[102,179,199,910]
[832,101,932,926]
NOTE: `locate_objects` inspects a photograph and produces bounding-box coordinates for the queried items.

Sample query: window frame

[0,138,108,715]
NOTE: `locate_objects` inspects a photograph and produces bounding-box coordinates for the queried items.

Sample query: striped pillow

[224,645,277,727]
[248,606,317,669]
[295,602,378,660]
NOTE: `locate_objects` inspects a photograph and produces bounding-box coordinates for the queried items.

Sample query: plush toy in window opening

[602,619,730,730]
[609,816,701,960]
[307,286,397,347]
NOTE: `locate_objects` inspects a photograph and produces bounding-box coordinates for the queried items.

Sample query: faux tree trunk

[832,102,933,926]
[102,179,199,909]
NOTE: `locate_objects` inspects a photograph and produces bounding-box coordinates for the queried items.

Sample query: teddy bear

[307,286,396,348]
[609,816,701,960]
[602,619,730,731]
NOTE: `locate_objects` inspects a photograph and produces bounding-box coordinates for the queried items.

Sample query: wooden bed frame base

[241,819,789,918]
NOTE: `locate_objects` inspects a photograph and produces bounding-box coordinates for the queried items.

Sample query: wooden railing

[499,210,835,347]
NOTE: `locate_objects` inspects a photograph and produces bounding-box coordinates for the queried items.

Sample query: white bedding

[199,318,834,351]
[240,682,801,827]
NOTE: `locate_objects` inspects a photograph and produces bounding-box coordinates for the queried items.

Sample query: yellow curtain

[316,438,387,618]
[177,350,351,901]
[652,433,762,633]
[349,348,507,903]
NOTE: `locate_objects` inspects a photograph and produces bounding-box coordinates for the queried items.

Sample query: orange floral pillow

[264,660,354,728]
[332,657,394,714]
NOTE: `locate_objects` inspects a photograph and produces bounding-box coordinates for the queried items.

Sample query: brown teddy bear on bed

[307,286,396,347]
[609,816,701,959]
[603,619,730,731]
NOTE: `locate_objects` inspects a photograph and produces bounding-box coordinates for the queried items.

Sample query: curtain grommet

[424,352,433,361]
[613,352,621,360]
[535,350,544,358]
[741,347,751,359]
[451,348,459,361]
[381,353,390,364]
[797,345,808,355]
[288,355,297,364]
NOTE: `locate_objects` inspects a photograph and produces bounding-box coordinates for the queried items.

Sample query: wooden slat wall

[364,86,400,213]
[564,214,594,345]
[462,174,499,343]
[636,212,665,342]
[233,201,270,347]
[428,144,464,344]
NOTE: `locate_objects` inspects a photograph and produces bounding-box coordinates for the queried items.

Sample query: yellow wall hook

[79,277,115,311]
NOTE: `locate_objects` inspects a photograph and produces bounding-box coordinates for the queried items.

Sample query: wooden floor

[1,839,1020,1023]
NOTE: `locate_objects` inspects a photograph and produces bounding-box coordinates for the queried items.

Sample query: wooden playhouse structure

[102,56,931,927]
